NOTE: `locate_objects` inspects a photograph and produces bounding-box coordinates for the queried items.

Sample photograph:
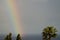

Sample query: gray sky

[0,0,60,35]
[20,0,60,34]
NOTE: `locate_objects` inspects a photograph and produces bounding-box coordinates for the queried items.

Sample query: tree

[4,33,12,40]
[16,34,22,40]
[4,35,9,40]
[8,33,12,40]
[42,26,57,40]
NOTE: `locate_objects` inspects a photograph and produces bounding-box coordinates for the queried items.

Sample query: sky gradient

[0,0,60,35]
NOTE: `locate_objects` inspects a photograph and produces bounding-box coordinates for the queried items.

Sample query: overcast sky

[0,0,60,35]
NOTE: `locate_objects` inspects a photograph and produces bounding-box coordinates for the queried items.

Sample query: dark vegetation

[0,26,58,40]
[4,33,22,40]
[42,26,57,40]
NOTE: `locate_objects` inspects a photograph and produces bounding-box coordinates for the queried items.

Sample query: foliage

[8,33,12,40]
[4,33,22,40]
[16,34,22,40]
[42,26,57,40]
[4,33,12,40]
[4,35,9,40]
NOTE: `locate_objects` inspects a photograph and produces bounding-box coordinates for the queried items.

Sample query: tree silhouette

[16,34,22,40]
[8,33,12,40]
[42,26,57,40]
[4,35,9,40]
[4,33,12,40]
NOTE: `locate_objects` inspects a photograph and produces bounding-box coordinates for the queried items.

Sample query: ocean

[0,34,60,40]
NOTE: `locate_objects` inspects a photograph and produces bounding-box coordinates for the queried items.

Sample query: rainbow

[5,0,23,35]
